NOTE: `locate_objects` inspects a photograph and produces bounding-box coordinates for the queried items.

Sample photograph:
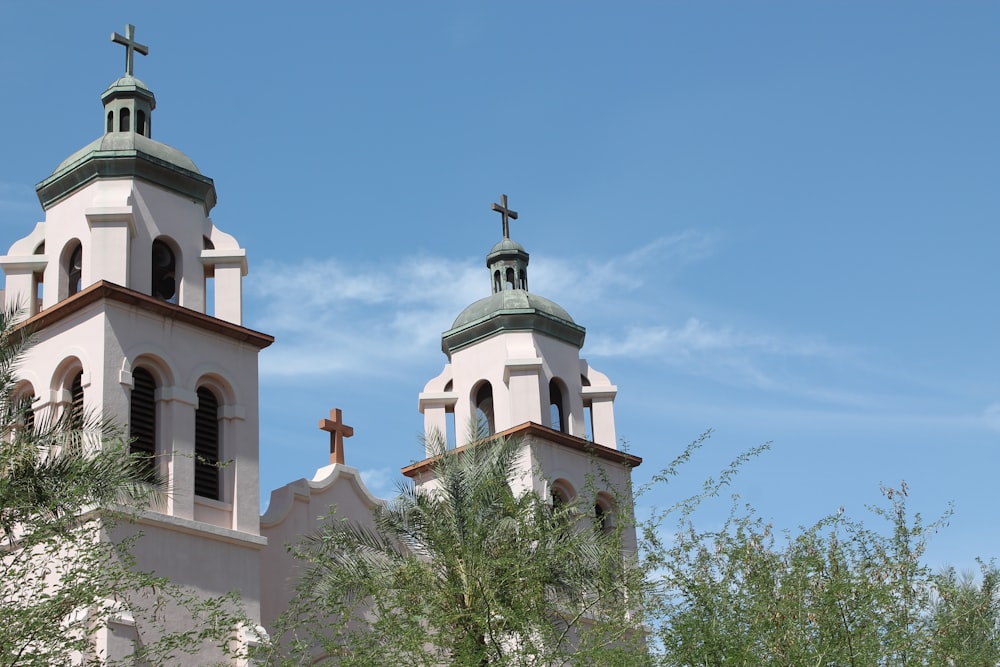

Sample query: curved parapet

[259,463,386,631]
[260,463,385,529]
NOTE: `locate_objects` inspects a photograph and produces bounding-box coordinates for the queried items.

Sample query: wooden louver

[194,387,220,500]
[129,368,156,480]
[69,371,84,430]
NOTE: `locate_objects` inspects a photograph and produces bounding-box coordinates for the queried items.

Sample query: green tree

[646,479,1000,666]
[0,306,253,666]
[266,425,998,666]
[265,429,648,666]
[929,562,1000,667]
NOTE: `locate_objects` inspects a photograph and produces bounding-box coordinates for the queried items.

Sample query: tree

[928,562,1000,667]
[267,426,998,666]
[265,429,648,666]
[645,478,1000,666]
[0,306,252,666]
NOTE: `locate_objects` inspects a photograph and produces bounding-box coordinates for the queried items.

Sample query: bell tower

[418,194,622,454]
[0,25,272,656]
[410,195,639,536]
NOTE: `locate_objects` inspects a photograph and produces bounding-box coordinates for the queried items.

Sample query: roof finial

[318,408,354,465]
[111,24,149,77]
[491,194,518,240]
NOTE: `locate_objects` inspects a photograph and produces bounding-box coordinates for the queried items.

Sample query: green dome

[104,74,152,93]
[443,289,585,355]
[52,133,202,175]
[489,238,526,255]
[451,290,575,330]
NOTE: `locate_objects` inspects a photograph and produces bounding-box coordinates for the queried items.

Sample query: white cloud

[530,231,719,306]
[245,233,852,405]
[588,318,842,361]
[358,467,399,498]
[247,255,485,379]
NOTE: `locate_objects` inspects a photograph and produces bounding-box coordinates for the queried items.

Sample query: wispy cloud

[589,319,842,361]
[359,467,399,498]
[247,255,485,379]
[530,231,719,307]
[246,232,855,407]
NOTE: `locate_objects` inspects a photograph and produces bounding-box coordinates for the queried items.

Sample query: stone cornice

[16,280,273,350]
[36,150,217,213]
[401,421,641,478]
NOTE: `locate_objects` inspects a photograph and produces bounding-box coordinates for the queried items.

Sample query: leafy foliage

[643,459,1000,666]
[268,427,999,666]
[265,428,647,666]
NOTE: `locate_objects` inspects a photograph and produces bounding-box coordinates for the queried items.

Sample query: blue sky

[1,3,997,570]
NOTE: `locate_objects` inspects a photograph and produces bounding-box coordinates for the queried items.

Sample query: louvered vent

[129,368,156,480]
[69,371,84,430]
[194,387,220,500]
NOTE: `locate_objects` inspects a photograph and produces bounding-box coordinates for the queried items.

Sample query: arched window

[549,378,566,433]
[15,384,35,433]
[106,110,113,133]
[474,381,494,437]
[69,371,84,430]
[595,495,614,533]
[119,107,130,133]
[194,386,220,500]
[32,241,44,316]
[136,110,147,136]
[493,270,502,294]
[129,368,157,481]
[518,269,527,290]
[550,479,574,507]
[505,267,515,290]
[151,239,177,303]
[203,236,215,315]
[66,242,82,296]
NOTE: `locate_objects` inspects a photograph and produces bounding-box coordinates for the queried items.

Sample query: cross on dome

[111,24,149,77]
[318,408,354,465]
[491,194,518,239]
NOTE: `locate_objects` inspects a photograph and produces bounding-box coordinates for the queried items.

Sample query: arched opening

[151,239,178,303]
[68,371,84,430]
[119,107,130,133]
[129,367,157,481]
[581,374,594,441]
[194,386,220,500]
[473,381,495,437]
[550,479,575,508]
[549,378,566,433]
[15,383,35,433]
[493,270,502,294]
[203,236,215,316]
[518,269,527,290]
[444,380,456,449]
[595,494,614,533]
[65,241,82,297]
[106,110,113,133]
[505,267,515,290]
[32,241,44,316]
[136,109,147,136]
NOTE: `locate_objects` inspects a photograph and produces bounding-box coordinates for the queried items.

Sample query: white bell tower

[0,25,271,655]
[410,195,640,534]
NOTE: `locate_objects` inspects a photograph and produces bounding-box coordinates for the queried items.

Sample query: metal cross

[111,24,149,77]
[318,408,354,465]
[491,194,518,239]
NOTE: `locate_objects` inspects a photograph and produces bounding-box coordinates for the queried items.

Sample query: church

[0,25,641,662]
